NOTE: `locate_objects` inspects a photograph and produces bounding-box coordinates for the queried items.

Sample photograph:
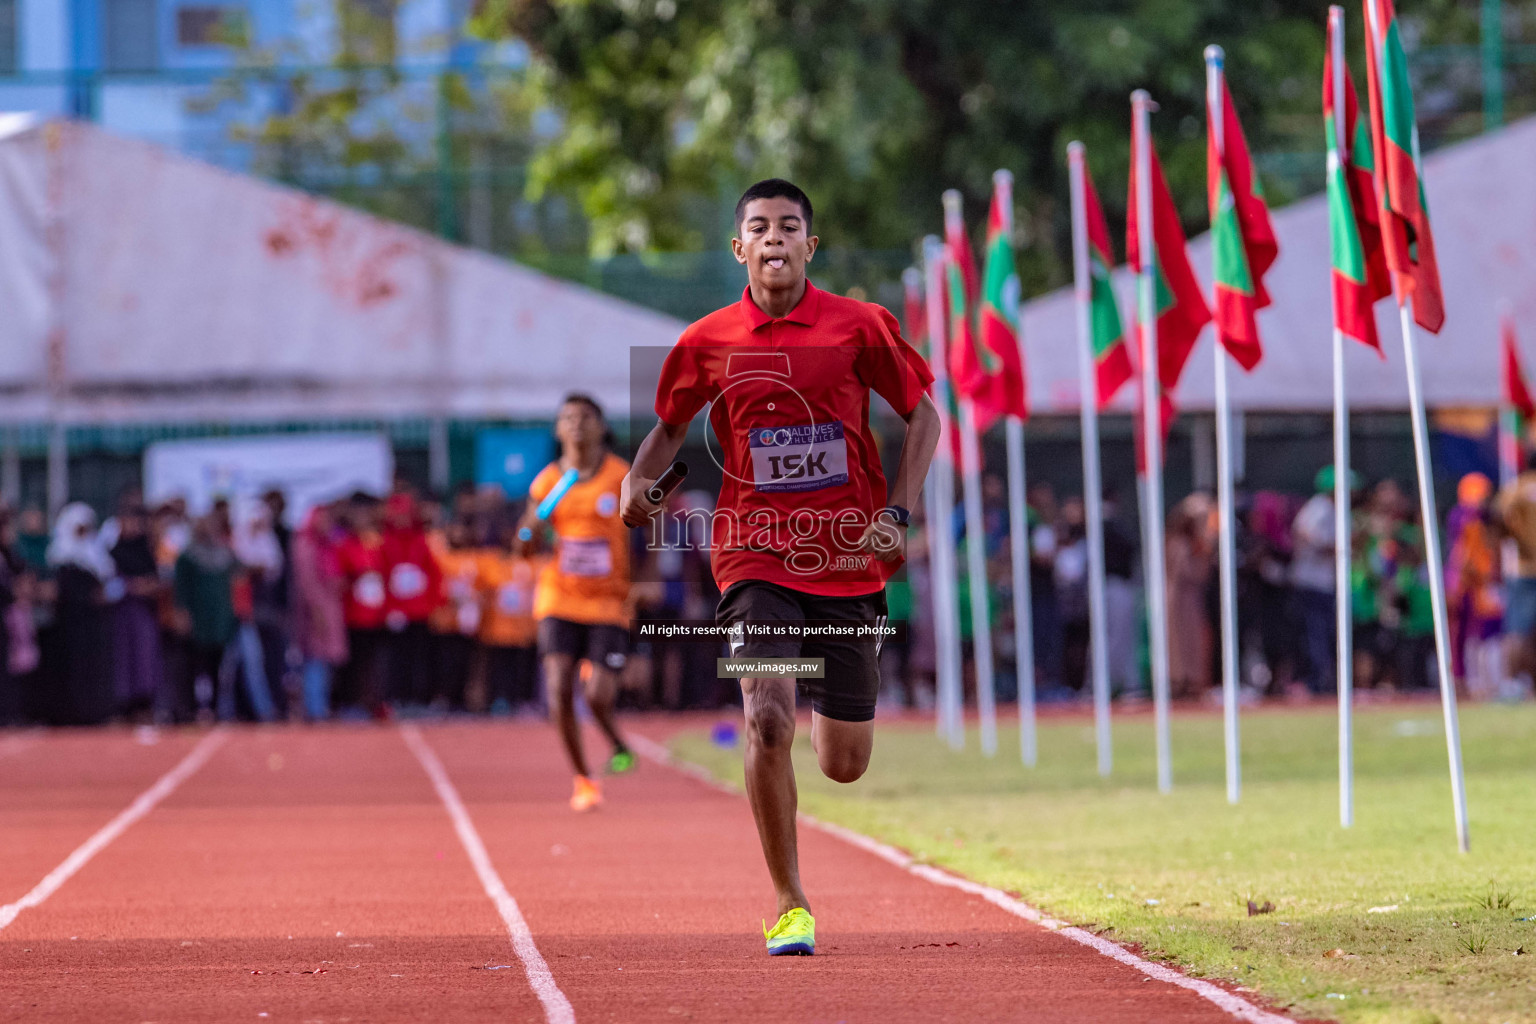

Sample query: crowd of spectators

[0,461,1528,729]
[931,464,1532,709]
[0,483,730,727]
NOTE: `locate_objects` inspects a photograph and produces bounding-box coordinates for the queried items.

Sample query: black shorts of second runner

[716,580,887,723]
[537,617,630,672]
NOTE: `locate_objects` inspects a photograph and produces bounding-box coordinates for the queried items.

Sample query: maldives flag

[1127,117,1210,398]
[1363,0,1445,333]
[1207,76,1277,372]
[1326,14,1391,301]
[943,192,983,401]
[1504,316,1535,422]
[1324,14,1391,353]
[1081,156,1134,406]
[945,187,1024,434]
[975,172,1029,424]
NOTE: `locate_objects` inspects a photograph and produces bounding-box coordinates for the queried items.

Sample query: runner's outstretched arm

[859,394,942,560]
[620,419,690,527]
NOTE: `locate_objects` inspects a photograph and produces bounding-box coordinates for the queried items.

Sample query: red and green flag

[1504,316,1535,423]
[1080,155,1134,406]
[1363,0,1445,333]
[1502,315,1533,480]
[976,172,1029,425]
[943,192,983,401]
[945,186,1026,434]
[1207,75,1277,372]
[1126,115,1211,399]
[1324,14,1392,353]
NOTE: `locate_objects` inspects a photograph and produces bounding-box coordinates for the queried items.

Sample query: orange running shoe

[570,775,603,812]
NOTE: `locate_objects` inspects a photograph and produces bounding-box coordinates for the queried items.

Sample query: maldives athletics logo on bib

[748,422,850,493]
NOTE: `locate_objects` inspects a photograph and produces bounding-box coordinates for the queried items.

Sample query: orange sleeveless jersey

[529,453,632,627]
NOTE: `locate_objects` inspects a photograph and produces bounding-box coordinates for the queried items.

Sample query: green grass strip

[672,703,1536,1024]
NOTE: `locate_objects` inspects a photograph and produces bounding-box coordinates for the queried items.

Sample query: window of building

[103,0,162,72]
[0,0,16,75]
[177,5,252,48]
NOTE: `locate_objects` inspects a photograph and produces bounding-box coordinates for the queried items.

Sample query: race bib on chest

[353,571,385,609]
[559,538,613,578]
[748,422,849,493]
[497,582,529,615]
[390,563,429,600]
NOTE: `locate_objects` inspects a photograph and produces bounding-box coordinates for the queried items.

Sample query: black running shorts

[537,617,630,671]
[715,580,887,723]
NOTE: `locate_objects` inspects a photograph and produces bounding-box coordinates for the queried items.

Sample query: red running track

[0,720,1302,1023]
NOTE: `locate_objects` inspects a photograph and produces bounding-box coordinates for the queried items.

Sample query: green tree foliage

[472,0,1345,289]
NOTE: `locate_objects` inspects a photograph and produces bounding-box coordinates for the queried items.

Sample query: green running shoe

[607,749,636,775]
[763,907,815,956]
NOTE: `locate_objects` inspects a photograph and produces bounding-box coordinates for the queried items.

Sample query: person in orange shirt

[478,527,542,713]
[519,393,635,811]
[429,518,484,712]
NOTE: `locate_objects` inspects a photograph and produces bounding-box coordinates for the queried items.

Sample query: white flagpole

[1205,46,1242,806]
[944,192,999,758]
[990,169,1039,768]
[1005,418,1036,765]
[909,265,952,739]
[1400,305,1470,853]
[1327,5,1355,829]
[1068,141,1113,777]
[958,399,999,757]
[1366,0,1470,855]
[1499,306,1519,491]
[922,460,948,728]
[1500,406,1518,490]
[1133,89,1174,794]
[923,237,965,750]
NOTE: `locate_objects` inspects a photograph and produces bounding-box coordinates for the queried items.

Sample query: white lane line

[628,732,1294,1024]
[400,724,576,1024]
[0,728,227,932]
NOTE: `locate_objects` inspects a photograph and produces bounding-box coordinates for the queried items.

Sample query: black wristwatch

[877,504,911,528]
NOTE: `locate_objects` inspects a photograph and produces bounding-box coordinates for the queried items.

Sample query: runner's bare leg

[584,665,629,755]
[741,676,810,916]
[809,713,874,783]
[543,653,590,778]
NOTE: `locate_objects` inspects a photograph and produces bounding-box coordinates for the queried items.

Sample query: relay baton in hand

[646,461,689,504]
[517,467,580,542]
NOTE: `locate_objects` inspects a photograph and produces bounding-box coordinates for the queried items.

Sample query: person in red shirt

[336,493,389,718]
[379,491,443,708]
[621,179,940,956]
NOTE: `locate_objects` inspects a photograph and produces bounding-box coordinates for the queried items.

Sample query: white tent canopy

[0,116,685,426]
[1022,115,1536,414]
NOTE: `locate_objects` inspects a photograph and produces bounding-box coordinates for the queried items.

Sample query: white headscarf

[232,498,284,575]
[47,503,116,579]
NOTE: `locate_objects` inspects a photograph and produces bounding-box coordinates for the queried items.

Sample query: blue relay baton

[517,467,580,542]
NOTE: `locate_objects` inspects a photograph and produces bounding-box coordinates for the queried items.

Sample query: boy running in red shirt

[621,179,941,956]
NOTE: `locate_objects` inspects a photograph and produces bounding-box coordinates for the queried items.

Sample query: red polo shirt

[655,280,933,597]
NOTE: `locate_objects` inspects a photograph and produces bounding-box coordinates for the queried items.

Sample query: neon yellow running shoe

[763,907,815,956]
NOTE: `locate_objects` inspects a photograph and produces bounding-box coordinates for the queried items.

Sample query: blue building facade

[0,1,485,166]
